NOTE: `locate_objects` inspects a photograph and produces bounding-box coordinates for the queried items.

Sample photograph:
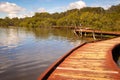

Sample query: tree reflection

[22,27,79,42]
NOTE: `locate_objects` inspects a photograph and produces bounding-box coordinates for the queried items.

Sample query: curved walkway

[39,37,120,80]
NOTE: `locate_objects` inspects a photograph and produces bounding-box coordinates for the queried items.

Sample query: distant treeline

[0,4,120,31]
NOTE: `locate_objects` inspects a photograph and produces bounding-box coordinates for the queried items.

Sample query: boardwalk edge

[38,42,87,80]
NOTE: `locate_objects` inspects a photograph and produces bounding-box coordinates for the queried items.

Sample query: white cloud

[8,13,17,18]
[0,2,25,18]
[37,8,46,13]
[13,11,34,18]
[68,0,86,10]
[48,7,65,13]
[47,0,87,13]
[23,12,34,18]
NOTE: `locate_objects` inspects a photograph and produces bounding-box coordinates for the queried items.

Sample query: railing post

[80,29,83,37]
[92,30,96,40]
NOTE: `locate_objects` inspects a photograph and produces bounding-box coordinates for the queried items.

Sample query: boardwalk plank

[39,37,120,80]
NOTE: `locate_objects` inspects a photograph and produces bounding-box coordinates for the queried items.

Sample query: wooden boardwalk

[38,37,120,80]
[75,29,120,36]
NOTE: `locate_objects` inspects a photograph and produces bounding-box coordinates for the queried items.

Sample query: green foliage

[80,7,105,14]
[0,4,120,31]
[107,4,120,13]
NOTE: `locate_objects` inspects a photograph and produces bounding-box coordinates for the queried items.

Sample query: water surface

[0,27,86,80]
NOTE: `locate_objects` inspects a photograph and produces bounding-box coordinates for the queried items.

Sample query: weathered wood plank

[38,37,120,80]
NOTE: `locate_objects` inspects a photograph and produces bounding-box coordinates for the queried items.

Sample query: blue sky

[0,0,120,18]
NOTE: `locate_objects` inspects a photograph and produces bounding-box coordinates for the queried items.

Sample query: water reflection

[22,27,78,41]
[0,27,86,80]
[6,29,19,47]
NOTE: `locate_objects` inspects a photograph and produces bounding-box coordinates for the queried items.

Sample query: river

[0,27,89,80]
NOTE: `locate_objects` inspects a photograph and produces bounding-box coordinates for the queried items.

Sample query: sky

[0,0,120,18]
